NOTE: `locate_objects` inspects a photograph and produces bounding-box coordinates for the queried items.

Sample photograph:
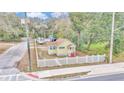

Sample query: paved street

[0,73,33,81]
[0,42,27,69]
[0,42,27,74]
[0,42,41,81]
[75,72,124,81]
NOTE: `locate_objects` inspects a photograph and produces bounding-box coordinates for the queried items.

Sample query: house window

[53,46,56,49]
[59,46,65,49]
[49,46,53,50]
[49,46,56,50]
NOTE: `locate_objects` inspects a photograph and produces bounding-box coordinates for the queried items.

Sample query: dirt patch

[76,51,87,56]
[0,42,17,54]
[17,47,38,72]
[17,41,42,72]
[0,45,10,54]
[113,52,124,62]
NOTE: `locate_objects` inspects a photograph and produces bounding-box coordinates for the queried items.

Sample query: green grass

[85,42,124,63]
[81,42,109,55]
[90,42,107,49]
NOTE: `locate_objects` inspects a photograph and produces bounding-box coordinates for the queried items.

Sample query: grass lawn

[90,42,124,63]
[81,42,109,55]
[90,42,107,49]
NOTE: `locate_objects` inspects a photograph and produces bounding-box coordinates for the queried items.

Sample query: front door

[68,46,76,57]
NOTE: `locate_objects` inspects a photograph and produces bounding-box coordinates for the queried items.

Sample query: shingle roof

[47,38,72,46]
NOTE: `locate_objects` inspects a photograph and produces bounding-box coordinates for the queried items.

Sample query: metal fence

[37,54,106,67]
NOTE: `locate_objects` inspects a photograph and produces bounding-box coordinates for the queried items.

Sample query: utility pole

[109,12,115,64]
[25,12,32,71]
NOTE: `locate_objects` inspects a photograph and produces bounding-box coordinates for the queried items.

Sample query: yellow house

[48,38,76,57]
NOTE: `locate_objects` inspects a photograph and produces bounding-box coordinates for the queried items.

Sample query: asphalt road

[0,42,27,75]
[0,73,32,81]
[75,73,124,81]
[0,42,37,80]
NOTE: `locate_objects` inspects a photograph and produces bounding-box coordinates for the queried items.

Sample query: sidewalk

[27,62,124,79]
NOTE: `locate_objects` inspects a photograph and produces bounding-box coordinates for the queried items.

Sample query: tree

[69,12,112,50]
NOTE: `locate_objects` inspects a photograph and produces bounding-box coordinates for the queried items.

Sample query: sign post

[25,12,32,71]
[16,12,32,71]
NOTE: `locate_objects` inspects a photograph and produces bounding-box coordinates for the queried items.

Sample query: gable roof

[54,38,67,46]
[47,38,74,46]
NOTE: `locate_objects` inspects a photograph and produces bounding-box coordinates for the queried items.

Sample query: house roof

[54,39,67,46]
[47,38,74,46]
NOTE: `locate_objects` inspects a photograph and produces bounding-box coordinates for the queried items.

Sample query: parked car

[36,36,57,44]
[44,38,51,42]
[51,37,57,42]
[36,37,46,44]
[48,35,57,42]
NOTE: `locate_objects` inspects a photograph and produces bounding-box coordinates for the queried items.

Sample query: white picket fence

[37,54,106,67]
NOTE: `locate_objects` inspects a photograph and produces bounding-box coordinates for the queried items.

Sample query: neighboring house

[48,38,76,57]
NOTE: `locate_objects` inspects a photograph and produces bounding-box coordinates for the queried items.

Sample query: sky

[16,12,69,20]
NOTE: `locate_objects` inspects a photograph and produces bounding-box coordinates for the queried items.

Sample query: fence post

[37,61,39,67]
[97,55,100,62]
[76,56,79,64]
[91,55,93,63]
[37,60,39,67]
[103,54,106,62]
[34,39,39,67]
[55,58,61,66]
[86,55,88,63]
[43,58,46,67]
[66,57,68,65]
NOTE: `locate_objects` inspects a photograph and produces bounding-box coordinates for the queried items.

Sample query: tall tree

[69,12,112,50]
